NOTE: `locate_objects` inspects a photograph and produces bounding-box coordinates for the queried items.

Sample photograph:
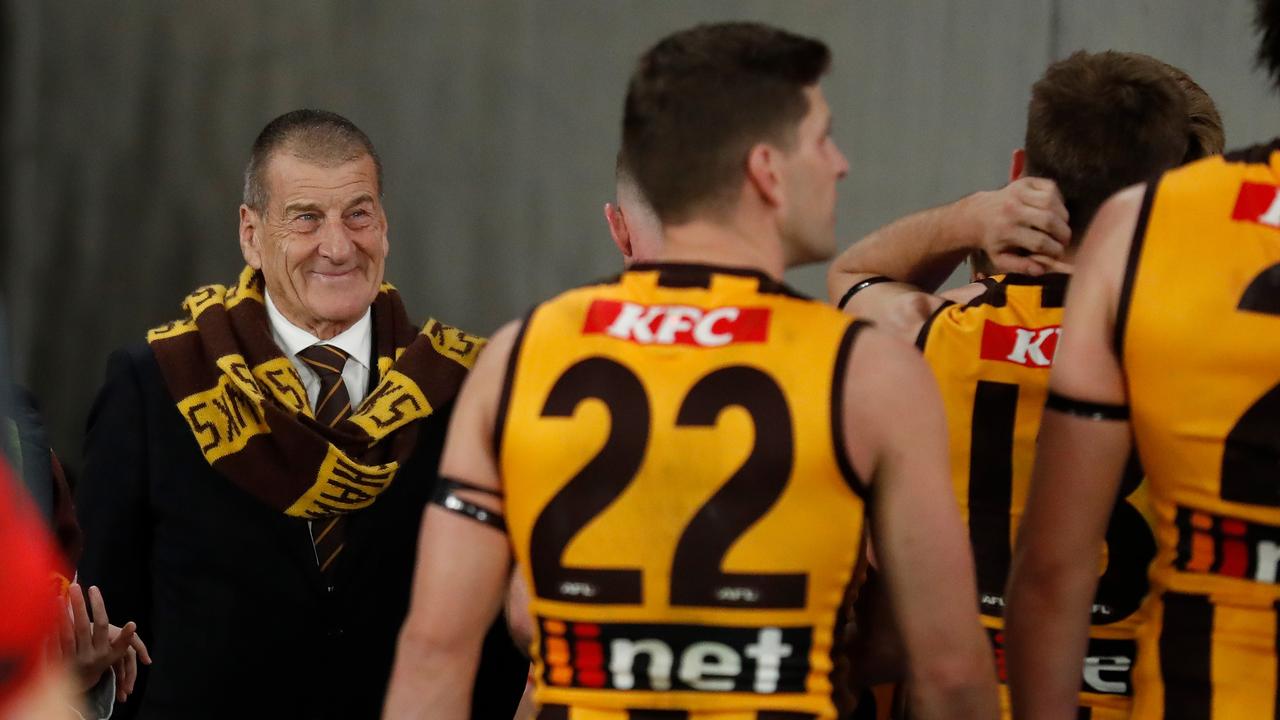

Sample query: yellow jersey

[920,273,1155,719]
[1121,143,1280,719]
[497,263,868,720]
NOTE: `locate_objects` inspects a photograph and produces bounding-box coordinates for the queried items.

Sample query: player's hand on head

[998,252,1075,276]
[973,176,1071,275]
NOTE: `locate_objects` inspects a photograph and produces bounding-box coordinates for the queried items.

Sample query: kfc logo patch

[583,300,769,347]
[979,320,1060,368]
[1231,182,1280,228]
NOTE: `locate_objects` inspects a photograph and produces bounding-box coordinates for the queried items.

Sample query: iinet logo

[979,320,1061,368]
[1174,506,1280,583]
[583,300,770,347]
[539,618,810,694]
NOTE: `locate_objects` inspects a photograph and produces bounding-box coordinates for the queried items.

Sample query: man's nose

[316,216,356,262]
[834,144,850,179]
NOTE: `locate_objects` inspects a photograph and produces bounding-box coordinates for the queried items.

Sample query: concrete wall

[4,0,1277,461]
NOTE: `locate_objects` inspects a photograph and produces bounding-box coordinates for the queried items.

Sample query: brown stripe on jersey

[1038,273,1069,308]
[651,264,719,289]
[1274,599,1280,720]
[628,262,809,299]
[1238,264,1280,314]
[536,706,816,719]
[969,380,1019,608]
[536,705,569,720]
[831,320,870,499]
[1172,503,1196,572]
[754,278,809,299]
[1223,137,1280,165]
[1159,591,1213,720]
[493,309,534,460]
[913,300,955,351]
[1115,178,1161,360]
[963,276,1009,309]
[961,272,1071,309]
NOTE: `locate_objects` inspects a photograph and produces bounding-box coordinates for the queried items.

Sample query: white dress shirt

[264,291,373,409]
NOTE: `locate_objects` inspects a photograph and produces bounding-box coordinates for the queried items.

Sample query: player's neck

[658,218,785,280]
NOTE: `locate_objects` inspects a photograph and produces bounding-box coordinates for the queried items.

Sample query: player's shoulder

[916,273,1068,354]
[840,323,939,412]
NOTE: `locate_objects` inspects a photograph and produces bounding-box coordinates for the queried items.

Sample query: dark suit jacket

[76,342,527,720]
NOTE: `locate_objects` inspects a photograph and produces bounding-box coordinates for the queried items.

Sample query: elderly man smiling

[75,109,527,720]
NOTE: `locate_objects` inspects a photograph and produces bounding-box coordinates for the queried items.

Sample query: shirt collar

[264,290,372,369]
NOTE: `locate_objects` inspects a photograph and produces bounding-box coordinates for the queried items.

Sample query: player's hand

[968,177,1071,275]
[67,583,150,694]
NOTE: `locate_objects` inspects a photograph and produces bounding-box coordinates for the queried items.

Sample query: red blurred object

[0,459,66,712]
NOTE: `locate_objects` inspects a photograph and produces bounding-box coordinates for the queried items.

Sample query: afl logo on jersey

[979,320,1061,368]
[582,300,770,347]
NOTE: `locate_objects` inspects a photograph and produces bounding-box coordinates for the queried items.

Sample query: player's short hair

[1157,61,1225,161]
[971,53,1220,278]
[1256,0,1280,90]
[621,22,830,225]
[242,109,383,211]
[1024,50,1191,238]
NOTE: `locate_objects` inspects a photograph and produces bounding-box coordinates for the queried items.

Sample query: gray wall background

[5,0,1279,465]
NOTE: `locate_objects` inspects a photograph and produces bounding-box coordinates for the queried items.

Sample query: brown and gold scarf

[146,266,484,518]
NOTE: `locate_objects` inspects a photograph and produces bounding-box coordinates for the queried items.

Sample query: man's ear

[240,205,263,269]
[380,208,390,258]
[746,143,784,208]
[604,202,633,260]
[1009,148,1027,181]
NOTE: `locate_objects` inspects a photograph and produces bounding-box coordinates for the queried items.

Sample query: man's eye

[296,213,319,222]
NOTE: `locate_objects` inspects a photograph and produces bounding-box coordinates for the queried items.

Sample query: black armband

[837,276,895,311]
[431,477,506,532]
[1045,391,1130,421]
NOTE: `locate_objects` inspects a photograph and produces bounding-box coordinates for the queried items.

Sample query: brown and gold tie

[297,344,352,584]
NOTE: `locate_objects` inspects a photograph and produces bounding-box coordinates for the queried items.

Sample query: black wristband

[837,275,895,311]
[431,477,506,532]
[1046,391,1130,421]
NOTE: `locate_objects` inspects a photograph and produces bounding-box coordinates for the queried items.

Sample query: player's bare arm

[842,325,999,720]
[826,177,1071,341]
[1004,185,1144,720]
[383,321,523,720]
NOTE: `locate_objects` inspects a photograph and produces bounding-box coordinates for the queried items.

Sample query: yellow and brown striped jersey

[919,273,1155,719]
[1121,142,1280,719]
[497,263,868,720]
